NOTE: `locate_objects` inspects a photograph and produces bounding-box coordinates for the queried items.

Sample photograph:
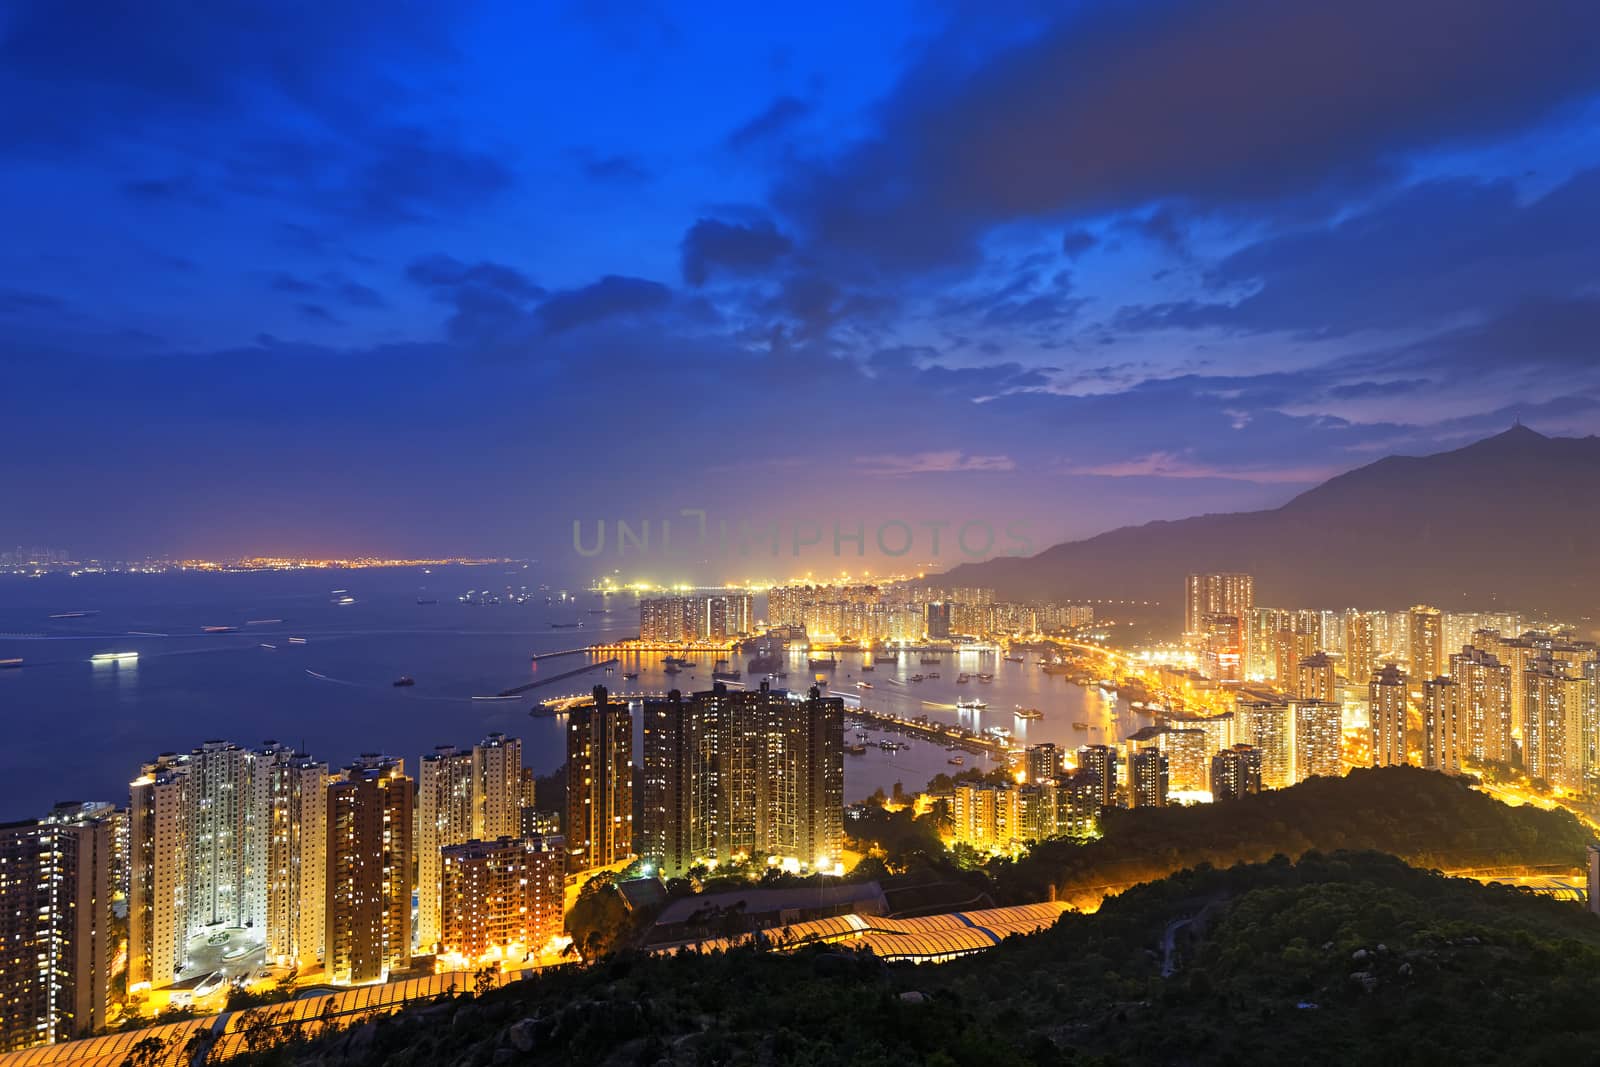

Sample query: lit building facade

[1451,645,1513,765]
[0,807,114,1052]
[1408,605,1443,684]
[1292,699,1343,781]
[566,686,635,872]
[439,836,565,965]
[1126,748,1169,808]
[1369,664,1409,767]
[1185,573,1254,637]
[1234,699,1293,789]
[415,745,474,953]
[1211,745,1263,801]
[326,756,414,985]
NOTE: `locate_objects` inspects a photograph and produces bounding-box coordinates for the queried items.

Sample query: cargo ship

[808,655,838,670]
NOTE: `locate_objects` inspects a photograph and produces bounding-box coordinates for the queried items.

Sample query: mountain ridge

[941,426,1600,625]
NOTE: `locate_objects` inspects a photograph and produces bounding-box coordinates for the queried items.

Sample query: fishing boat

[956,697,987,710]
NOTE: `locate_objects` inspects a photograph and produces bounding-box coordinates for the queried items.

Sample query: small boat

[948,756,965,766]
[551,622,583,629]
[977,673,994,682]
[49,611,99,619]
[909,674,924,683]
[808,656,838,670]
[287,637,308,645]
[956,698,988,710]
[0,658,22,669]
[857,681,873,689]
[927,672,941,679]
[393,676,415,688]
[1004,655,1025,663]
[1014,706,1043,720]
[246,619,284,625]
[847,743,868,755]
[623,672,639,680]
[712,669,742,681]
[417,599,438,606]
[1072,722,1090,731]
[920,655,942,664]
[334,596,355,606]
[259,643,276,650]
[203,625,238,634]
[956,673,971,683]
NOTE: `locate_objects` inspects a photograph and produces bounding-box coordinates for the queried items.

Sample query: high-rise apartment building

[439,835,565,965]
[1370,664,1409,767]
[1233,699,1294,788]
[1126,748,1169,808]
[1211,744,1263,800]
[951,783,1021,850]
[1024,743,1060,783]
[1345,611,1380,686]
[566,687,634,872]
[254,744,328,970]
[1185,573,1254,637]
[1522,658,1590,790]
[1292,699,1343,781]
[1422,677,1463,775]
[638,683,844,876]
[1272,629,1318,690]
[128,754,191,991]
[1200,613,1244,683]
[326,756,414,985]
[0,807,114,1052]
[1295,652,1337,703]
[1408,606,1443,684]
[414,745,473,952]
[1451,645,1513,765]
[473,733,523,841]
[1076,745,1119,808]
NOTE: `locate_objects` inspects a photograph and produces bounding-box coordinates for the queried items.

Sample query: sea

[0,565,1137,820]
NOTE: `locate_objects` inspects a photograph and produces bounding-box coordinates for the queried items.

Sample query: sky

[3,0,1600,578]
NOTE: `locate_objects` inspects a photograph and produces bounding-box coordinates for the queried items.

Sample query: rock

[899,991,929,1005]
[507,1018,538,1054]
[1349,971,1378,993]
[1351,948,1369,962]
[1377,943,1389,954]
[1399,962,1413,977]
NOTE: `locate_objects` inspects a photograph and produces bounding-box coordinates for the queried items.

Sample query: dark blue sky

[4,1,1600,574]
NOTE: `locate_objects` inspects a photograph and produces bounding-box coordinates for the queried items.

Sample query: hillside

[941,426,1600,624]
[990,766,1591,909]
[221,851,1600,1066]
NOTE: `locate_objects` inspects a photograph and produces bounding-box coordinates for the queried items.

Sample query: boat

[927,672,940,679]
[90,652,138,663]
[1072,722,1090,731]
[712,669,742,681]
[909,673,924,682]
[956,673,970,683]
[775,671,789,679]
[551,622,583,629]
[287,637,307,645]
[622,672,639,680]
[48,611,99,619]
[334,596,355,606]
[857,681,873,689]
[1003,655,1025,663]
[259,643,276,650]
[920,655,942,664]
[0,658,22,669]
[416,598,437,606]
[977,673,994,682]
[664,664,682,675]
[245,619,284,625]
[860,663,875,672]
[808,656,838,670]
[877,740,901,751]
[847,743,868,755]
[947,756,965,766]
[393,676,415,687]
[956,698,987,710]
[202,625,238,633]
[1014,706,1044,720]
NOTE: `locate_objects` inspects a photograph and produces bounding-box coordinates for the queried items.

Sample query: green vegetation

[224,850,1600,1066]
[987,766,1589,908]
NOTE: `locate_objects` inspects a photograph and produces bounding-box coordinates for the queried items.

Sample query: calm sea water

[0,567,1135,819]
